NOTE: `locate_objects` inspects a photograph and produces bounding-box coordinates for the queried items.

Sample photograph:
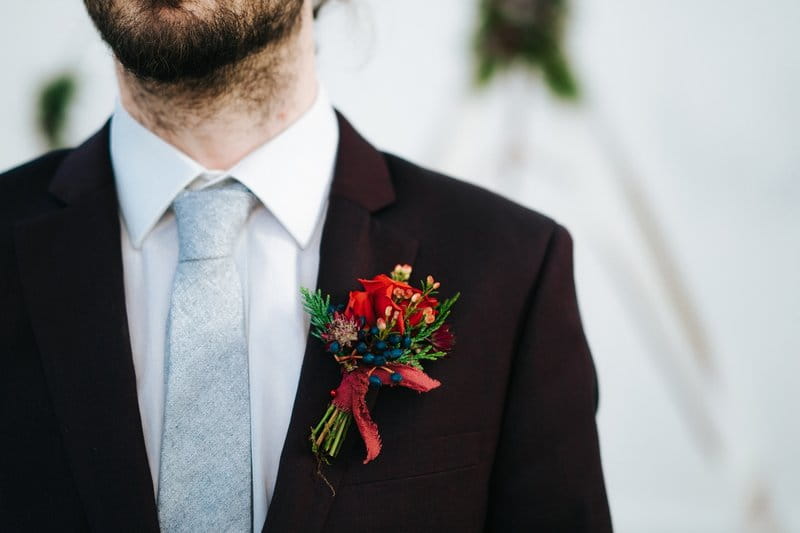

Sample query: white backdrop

[2,1,798,531]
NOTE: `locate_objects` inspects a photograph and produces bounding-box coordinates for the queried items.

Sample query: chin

[145,0,221,19]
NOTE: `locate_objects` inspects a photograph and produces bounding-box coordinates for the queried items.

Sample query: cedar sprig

[412,293,460,343]
[396,345,449,369]
[301,288,332,339]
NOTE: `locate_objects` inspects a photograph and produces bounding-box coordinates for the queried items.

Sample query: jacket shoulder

[384,152,559,245]
[0,150,71,221]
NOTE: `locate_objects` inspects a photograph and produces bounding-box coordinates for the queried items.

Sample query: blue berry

[327,341,340,353]
[376,341,388,351]
[391,373,403,383]
[356,342,368,354]
[389,334,401,345]
[369,375,382,387]
[370,327,379,336]
[363,353,376,365]
[402,336,412,348]
[392,349,404,360]
[374,356,386,366]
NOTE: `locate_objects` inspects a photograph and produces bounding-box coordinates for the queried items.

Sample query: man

[0,0,612,531]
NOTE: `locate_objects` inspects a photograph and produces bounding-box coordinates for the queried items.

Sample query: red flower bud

[430,323,456,351]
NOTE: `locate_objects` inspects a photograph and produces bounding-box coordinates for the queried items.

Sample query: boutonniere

[302,264,460,465]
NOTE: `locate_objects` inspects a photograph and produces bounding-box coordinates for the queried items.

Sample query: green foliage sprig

[412,293,460,344]
[300,288,332,339]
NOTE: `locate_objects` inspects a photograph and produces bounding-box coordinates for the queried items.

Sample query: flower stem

[330,411,348,454]
[310,403,353,463]
[312,403,335,436]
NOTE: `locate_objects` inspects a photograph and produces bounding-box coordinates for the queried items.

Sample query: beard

[83,0,305,84]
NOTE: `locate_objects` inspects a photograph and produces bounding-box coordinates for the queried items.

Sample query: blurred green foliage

[474,0,579,100]
[38,72,78,149]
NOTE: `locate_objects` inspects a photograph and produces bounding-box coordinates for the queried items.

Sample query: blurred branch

[474,0,578,99]
[37,72,78,149]
[473,1,712,376]
[585,107,715,376]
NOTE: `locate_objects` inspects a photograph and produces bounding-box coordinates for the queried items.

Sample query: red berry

[330,390,337,397]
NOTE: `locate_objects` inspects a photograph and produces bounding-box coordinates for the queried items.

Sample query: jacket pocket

[343,430,482,486]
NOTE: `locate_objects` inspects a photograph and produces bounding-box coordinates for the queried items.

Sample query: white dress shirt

[110,88,339,530]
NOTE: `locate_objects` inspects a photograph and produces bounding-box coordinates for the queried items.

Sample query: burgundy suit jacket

[0,114,612,532]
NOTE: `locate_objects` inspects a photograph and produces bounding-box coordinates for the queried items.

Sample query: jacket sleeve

[484,224,613,532]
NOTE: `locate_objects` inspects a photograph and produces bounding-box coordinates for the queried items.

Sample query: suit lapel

[14,127,159,531]
[263,115,417,533]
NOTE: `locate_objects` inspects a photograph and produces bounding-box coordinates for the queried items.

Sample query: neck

[116,2,317,170]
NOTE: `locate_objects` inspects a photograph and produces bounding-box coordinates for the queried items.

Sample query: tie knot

[173,179,256,261]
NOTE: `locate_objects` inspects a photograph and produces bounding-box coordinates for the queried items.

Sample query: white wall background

[2,1,798,531]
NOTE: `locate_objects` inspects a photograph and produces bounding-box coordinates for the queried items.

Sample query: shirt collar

[110,86,339,249]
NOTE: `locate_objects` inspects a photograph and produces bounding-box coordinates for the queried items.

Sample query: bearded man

[0,1,612,531]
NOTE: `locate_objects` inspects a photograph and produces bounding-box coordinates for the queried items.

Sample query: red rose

[345,274,437,334]
[344,290,375,326]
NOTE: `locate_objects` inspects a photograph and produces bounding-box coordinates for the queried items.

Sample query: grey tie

[158,180,256,533]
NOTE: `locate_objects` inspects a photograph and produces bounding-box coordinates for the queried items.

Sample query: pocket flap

[344,430,482,485]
